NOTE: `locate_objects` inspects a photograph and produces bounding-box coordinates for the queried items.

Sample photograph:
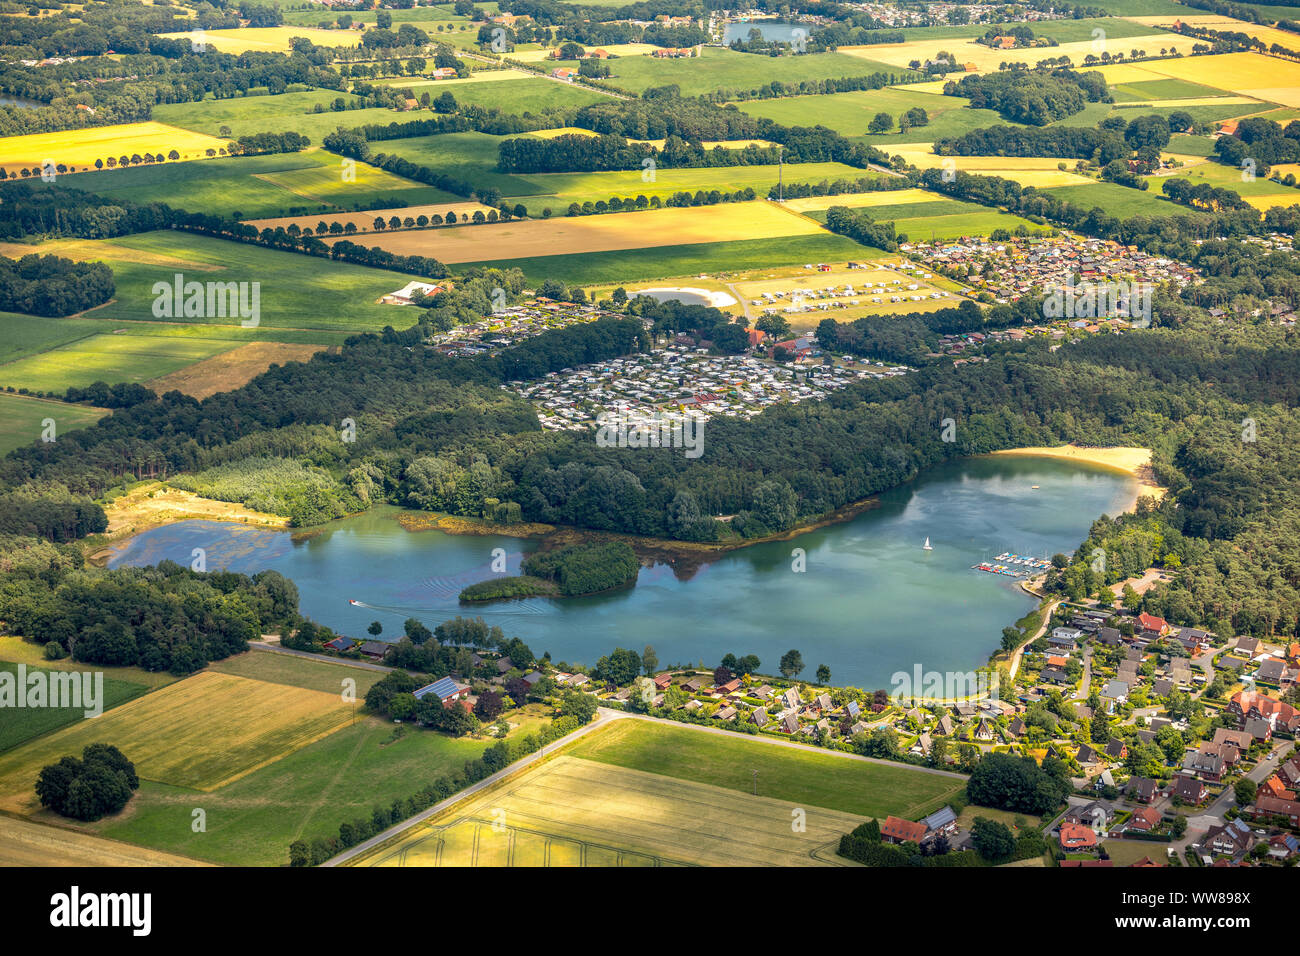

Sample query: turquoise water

[723,20,814,44]
[108,456,1136,688]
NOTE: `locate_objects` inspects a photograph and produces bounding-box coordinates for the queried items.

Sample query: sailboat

[922,537,933,551]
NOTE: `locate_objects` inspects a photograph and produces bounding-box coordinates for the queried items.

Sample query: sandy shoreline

[989,445,1166,511]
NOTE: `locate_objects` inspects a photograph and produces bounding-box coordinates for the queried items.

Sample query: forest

[942,68,1110,125]
[0,253,114,317]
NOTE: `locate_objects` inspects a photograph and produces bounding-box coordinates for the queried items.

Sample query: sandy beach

[989,445,1166,511]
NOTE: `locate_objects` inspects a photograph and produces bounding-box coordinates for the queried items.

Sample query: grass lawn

[0,393,109,454]
[566,718,964,819]
[738,87,1017,143]
[0,661,147,753]
[95,715,487,865]
[34,150,456,220]
[1169,133,1219,157]
[1102,838,1171,865]
[461,232,868,285]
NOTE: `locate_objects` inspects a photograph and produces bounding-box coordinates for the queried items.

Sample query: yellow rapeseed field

[0,121,227,174]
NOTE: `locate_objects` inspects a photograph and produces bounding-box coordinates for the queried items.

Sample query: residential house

[1252,795,1300,826]
[1040,667,1070,685]
[1138,612,1168,635]
[1096,627,1123,646]
[781,712,799,734]
[1100,680,1129,712]
[1076,743,1099,765]
[413,676,470,705]
[1127,776,1158,804]
[1105,738,1128,761]
[1212,727,1253,757]
[1059,823,1099,852]
[781,687,801,710]
[1236,636,1260,657]
[1172,774,1206,805]
[1200,819,1254,859]
[880,815,927,845]
[1229,691,1300,733]
[715,678,742,695]
[681,677,706,693]
[1151,678,1173,698]
[815,692,833,713]
[1065,801,1111,834]
[652,673,673,690]
[751,707,769,726]
[324,636,354,652]
[974,717,994,741]
[358,640,389,660]
[935,715,955,736]
[714,705,737,721]
[1008,717,1027,738]
[912,732,933,756]
[1125,806,1162,833]
[1182,744,1226,782]
[684,699,703,712]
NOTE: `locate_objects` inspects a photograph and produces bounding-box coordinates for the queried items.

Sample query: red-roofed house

[880,815,927,844]
[1138,612,1168,635]
[1059,823,1098,851]
[1251,795,1300,826]
[1229,691,1300,733]
[1125,807,1162,833]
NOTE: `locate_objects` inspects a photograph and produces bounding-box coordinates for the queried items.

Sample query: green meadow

[0,661,147,753]
[373,131,546,196]
[44,151,456,219]
[0,393,109,455]
[567,719,963,820]
[0,311,105,366]
[565,47,918,97]
[739,87,1017,143]
[386,75,607,113]
[1041,181,1199,218]
[153,89,418,142]
[67,232,439,333]
[459,233,868,285]
[0,333,236,393]
[504,161,878,210]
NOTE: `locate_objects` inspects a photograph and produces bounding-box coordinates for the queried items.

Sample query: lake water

[723,20,815,44]
[0,94,45,109]
[107,456,1136,688]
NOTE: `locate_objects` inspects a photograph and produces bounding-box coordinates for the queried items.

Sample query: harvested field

[0,815,210,867]
[145,341,328,399]
[326,201,824,263]
[154,26,357,53]
[0,671,353,812]
[357,755,867,867]
[844,32,1177,73]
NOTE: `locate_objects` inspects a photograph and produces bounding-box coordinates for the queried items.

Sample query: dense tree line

[0,253,113,317]
[942,67,1110,125]
[1,555,300,673]
[823,204,902,252]
[935,125,1129,164]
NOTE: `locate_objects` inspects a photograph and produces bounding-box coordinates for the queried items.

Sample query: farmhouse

[880,815,927,845]
[413,676,470,705]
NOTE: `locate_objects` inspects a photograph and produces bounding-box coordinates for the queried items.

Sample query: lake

[107,455,1136,688]
[723,20,815,44]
